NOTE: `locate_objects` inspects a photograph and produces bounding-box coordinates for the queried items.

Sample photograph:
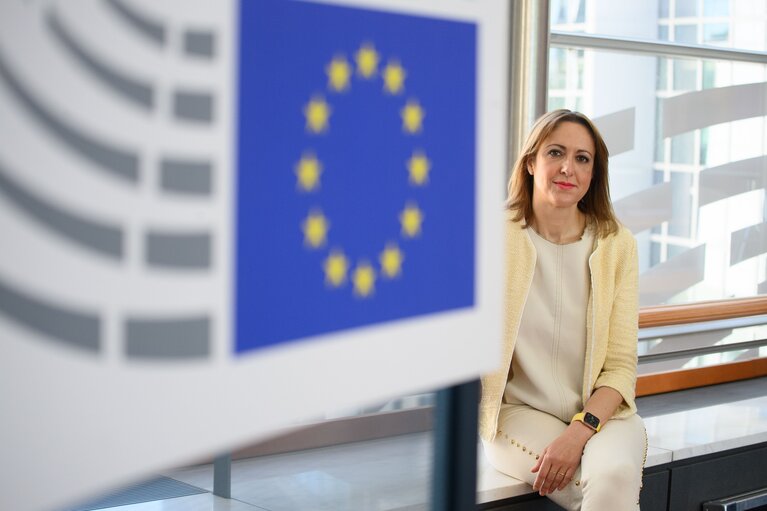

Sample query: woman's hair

[506,109,620,238]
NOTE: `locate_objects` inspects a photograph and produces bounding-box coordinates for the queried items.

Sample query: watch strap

[571,412,601,432]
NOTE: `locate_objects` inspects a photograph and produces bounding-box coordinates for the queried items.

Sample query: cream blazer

[479,210,639,442]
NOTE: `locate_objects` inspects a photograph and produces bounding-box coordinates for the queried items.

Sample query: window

[549,4,767,307]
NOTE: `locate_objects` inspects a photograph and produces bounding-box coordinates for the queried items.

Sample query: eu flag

[236,0,477,353]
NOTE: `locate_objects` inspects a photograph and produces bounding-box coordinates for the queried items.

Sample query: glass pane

[702,61,716,88]
[668,172,693,237]
[699,127,709,165]
[704,23,729,43]
[659,0,670,18]
[546,47,767,306]
[548,96,566,110]
[547,47,585,112]
[650,241,662,266]
[703,0,729,17]
[673,59,697,91]
[554,0,766,52]
[549,48,566,89]
[667,243,688,258]
[552,0,567,24]
[575,0,586,23]
[674,24,698,44]
[550,0,586,26]
[638,323,767,375]
[657,57,669,90]
[675,0,699,17]
[658,25,670,41]
[670,132,694,164]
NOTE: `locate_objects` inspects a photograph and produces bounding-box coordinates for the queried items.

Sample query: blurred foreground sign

[0,1,507,510]
[236,0,478,350]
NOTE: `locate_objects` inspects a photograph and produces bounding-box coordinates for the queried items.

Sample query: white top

[503,226,594,423]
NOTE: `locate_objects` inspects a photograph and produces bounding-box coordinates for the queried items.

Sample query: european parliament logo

[236,0,476,352]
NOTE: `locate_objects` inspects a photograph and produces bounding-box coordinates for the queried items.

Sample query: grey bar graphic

[613,182,673,234]
[662,82,767,138]
[125,316,209,358]
[105,0,166,47]
[47,8,154,109]
[0,49,139,183]
[593,107,635,156]
[0,275,100,352]
[0,161,124,258]
[184,30,215,59]
[731,222,767,266]
[173,91,213,123]
[700,156,767,207]
[145,231,211,269]
[160,159,212,195]
[639,244,706,306]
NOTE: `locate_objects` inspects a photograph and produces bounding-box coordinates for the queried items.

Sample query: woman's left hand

[531,423,594,496]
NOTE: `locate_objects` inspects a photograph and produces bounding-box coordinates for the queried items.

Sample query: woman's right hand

[530,422,593,496]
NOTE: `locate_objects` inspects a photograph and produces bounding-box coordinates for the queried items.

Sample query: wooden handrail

[639,296,767,329]
[636,358,767,396]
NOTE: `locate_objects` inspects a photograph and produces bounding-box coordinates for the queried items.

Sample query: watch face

[584,412,600,429]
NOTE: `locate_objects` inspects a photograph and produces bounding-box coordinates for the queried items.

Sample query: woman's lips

[554,181,575,189]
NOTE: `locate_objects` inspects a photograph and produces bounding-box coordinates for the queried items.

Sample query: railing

[637,297,767,396]
[639,297,767,328]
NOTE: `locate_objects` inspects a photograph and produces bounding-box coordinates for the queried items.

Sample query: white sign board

[0,1,508,510]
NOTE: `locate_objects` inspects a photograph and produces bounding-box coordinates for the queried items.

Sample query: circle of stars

[298,42,431,299]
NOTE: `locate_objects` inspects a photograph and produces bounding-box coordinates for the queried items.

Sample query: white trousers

[482,403,647,511]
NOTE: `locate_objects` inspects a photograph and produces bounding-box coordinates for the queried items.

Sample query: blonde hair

[506,109,619,238]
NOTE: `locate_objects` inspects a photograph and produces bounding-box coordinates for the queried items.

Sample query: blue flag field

[236,0,477,352]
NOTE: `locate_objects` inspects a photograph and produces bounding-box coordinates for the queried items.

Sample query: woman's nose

[560,159,572,176]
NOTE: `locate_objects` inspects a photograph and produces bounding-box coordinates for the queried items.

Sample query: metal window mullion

[550,32,767,64]
[508,0,550,169]
[638,314,767,339]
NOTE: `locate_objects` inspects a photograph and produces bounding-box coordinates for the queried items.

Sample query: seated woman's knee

[584,460,636,488]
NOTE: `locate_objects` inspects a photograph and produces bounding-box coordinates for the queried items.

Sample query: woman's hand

[531,422,594,496]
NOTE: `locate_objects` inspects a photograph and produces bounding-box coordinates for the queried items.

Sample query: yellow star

[379,243,404,279]
[304,95,331,133]
[295,152,323,191]
[401,99,425,134]
[352,261,376,298]
[323,249,349,287]
[326,55,352,92]
[407,151,430,186]
[382,59,406,94]
[355,42,379,79]
[399,203,424,238]
[301,210,329,248]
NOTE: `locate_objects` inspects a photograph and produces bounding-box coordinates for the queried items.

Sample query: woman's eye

[548,149,562,157]
[577,155,590,163]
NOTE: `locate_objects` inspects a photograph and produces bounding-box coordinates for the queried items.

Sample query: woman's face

[529,121,595,213]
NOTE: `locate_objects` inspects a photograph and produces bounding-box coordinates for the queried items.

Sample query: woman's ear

[525,155,535,175]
